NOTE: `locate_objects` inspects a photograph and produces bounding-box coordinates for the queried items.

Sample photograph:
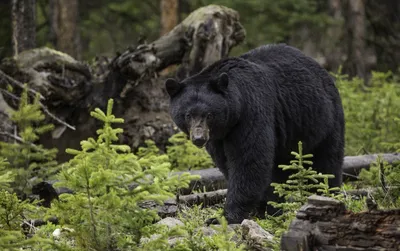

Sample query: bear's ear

[210,72,229,92]
[165,78,183,97]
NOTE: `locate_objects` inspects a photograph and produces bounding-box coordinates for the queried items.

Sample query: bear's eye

[185,113,191,120]
[207,113,213,120]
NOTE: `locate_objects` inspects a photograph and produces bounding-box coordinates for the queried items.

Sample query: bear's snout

[191,127,209,147]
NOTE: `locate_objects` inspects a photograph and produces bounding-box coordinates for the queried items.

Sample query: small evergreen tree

[0,85,58,198]
[48,99,199,250]
[259,141,339,250]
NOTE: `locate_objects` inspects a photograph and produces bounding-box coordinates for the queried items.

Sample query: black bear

[165,44,345,224]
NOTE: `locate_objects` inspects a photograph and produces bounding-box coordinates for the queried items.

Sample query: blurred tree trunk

[345,0,367,82]
[49,0,81,60]
[159,0,179,75]
[11,0,36,56]
[324,0,343,73]
[160,0,178,36]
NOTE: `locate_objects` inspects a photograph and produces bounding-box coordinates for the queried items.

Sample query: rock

[198,226,217,236]
[156,217,184,228]
[241,219,274,251]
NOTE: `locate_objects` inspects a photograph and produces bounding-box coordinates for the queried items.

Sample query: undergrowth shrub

[335,70,400,155]
[358,155,400,209]
[137,132,213,171]
[166,132,213,171]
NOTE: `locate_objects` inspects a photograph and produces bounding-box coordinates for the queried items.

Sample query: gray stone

[241,219,274,250]
[156,217,184,228]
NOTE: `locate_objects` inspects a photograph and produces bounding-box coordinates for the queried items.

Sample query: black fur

[165,44,345,224]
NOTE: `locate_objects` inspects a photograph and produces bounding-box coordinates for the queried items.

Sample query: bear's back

[240,44,321,72]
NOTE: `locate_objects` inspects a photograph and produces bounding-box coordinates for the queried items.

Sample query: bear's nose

[192,137,207,147]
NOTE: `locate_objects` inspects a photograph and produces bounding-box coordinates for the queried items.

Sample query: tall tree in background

[49,0,81,60]
[160,0,178,36]
[345,0,367,82]
[11,0,36,56]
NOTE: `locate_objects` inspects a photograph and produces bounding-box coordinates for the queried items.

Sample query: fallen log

[281,195,400,251]
[178,153,400,194]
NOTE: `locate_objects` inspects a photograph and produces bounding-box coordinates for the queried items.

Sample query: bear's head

[165,72,241,148]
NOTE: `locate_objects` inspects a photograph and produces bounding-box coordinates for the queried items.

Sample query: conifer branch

[0,88,76,131]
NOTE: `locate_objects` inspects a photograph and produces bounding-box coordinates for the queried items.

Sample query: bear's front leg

[223,159,272,224]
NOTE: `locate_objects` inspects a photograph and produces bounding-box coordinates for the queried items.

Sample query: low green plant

[258,141,340,250]
[0,159,14,190]
[335,70,400,155]
[0,189,62,251]
[166,132,213,171]
[47,99,199,250]
[0,85,58,198]
[358,155,400,209]
[175,205,244,251]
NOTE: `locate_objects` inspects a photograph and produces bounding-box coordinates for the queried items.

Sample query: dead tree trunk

[281,195,400,251]
[0,5,245,161]
[11,0,36,56]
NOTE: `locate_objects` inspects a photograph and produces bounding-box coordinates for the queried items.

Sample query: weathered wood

[178,153,400,194]
[136,189,228,218]
[112,4,245,81]
[281,195,400,251]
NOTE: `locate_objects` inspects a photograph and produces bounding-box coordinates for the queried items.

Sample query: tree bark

[49,0,81,60]
[345,0,367,82]
[281,195,400,251]
[324,0,344,73]
[160,0,179,36]
[11,0,36,56]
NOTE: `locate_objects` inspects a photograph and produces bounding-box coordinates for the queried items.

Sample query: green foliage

[174,205,244,251]
[269,142,337,207]
[166,132,213,171]
[48,99,199,250]
[358,155,400,209]
[0,159,14,190]
[335,70,400,155]
[0,190,59,250]
[135,132,213,171]
[0,85,58,197]
[258,141,340,250]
